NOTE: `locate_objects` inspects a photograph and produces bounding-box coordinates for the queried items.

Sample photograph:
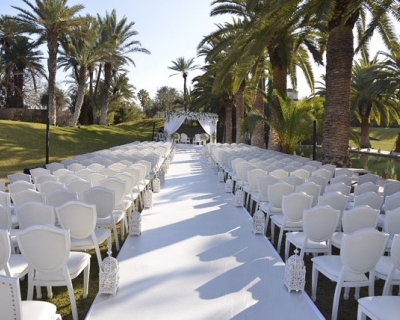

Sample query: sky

[0,1,391,100]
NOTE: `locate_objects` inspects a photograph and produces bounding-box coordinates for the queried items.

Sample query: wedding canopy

[164,111,218,143]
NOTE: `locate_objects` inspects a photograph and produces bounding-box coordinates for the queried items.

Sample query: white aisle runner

[86,147,324,320]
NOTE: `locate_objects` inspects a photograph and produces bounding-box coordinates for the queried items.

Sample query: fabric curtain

[164,115,186,141]
[198,119,217,143]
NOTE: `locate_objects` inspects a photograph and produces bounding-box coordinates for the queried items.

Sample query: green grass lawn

[350,127,400,151]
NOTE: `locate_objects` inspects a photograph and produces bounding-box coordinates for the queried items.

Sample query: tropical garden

[1,0,400,167]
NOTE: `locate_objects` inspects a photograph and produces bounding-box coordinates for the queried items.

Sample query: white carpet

[85,147,324,320]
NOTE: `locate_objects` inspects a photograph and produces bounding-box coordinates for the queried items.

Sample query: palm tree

[58,16,104,126]
[351,50,400,148]
[2,35,46,109]
[97,9,150,125]
[253,0,399,165]
[12,0,85,125]
[168,57,199,112]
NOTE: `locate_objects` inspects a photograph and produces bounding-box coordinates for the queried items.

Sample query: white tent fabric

[164,111,218,143]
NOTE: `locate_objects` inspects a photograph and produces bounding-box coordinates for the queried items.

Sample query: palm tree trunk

[183,74,187,112]
[236,79,246,143]
[252,78,265,148]
[99,62,111,125]
[360,114,371,148]
[14,64,24,109]
[224,95,233,143]
[47,33,58,125]
[268,49,286,151]
[70,66,88,126]
[321,12,356,167]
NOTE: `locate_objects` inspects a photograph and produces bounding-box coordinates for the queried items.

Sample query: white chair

[311,168,331,181]
[108,162,127,172]
[379,191,400,228]
[285,205,340,261]
[383,181,400,201]
[270,192,313,253]
[306,174,329,195]
[83,186,125,251]
[324,182,351,196]
[282,175,304,187]
[331,205,380,249]
[320,163,336,180]
[36,181,66,194]
[317,191,349,230]
[52,168,74,177]
[85,172,108,187]
[290,168,310,180]
[245,169,268,211]
[383,207,400,252]
[58,173,80,184]
[67,163,86,173]
[357,173,379,185]
[87,163,105,171]
[269,169,289,180]
[0,229,28,278]
[352,181,379,198]
[16,224,90,320]
[8,172,32,184]
[0,275,61,320]
[335,168,356,178]
[330,174,352,187]
[75,168,94,178]
[350,191,383,211]
[375,233,400,296]
[9,180,36,198]
[45,162,65,173]
[15,201,56,229]
[0,181,5,192]
[99,167,118,177]
[260,181,294,236]
[12,189,44,206]
[311,228,388,320]
[193,133,202,145]
[180,133,190,144]
[357,296,400,320]
[65,178,92,200]
[29,168,51,184]
[34,174,58,186]
[44,188,77,208]
[295,181,321,207]
[56,201,111,269]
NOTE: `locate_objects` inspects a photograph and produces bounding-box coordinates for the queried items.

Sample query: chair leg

[311,265,318,301]
[357,306,367,320]
[284,238,290,261]
[66,279,79,320]
[271,221,276,244]
[277,227,284,253]
[331,282,343,320]
[83,262,90,299]
[113,224,120,251]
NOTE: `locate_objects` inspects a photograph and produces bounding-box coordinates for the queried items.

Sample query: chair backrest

[311,168,331,181]
[239,163,256,183]
[231,158,245,174]
[306,175,329,195]
[0,206,12,231]
[52,168,74,177]
[324,182,351,196]
[45,162,65,173]
[290,168,310,180]
[335,168,355,178]
[353,191,383,210]
[108,162,127,172]
[353,181,379,196]
[100,177,126,207]
[257,175,280,199]
[87,163,105,171]
[44,189,77,207]
[16,224,70,273]
[390,234,400,271]
[317,191,349,213]
[384,207,400,237]
[0,191,11,207]
[320,164,336,180]
[269,169,289,180]
[341,205,379,234]
[9,180,35,196]
[56,201,96,239]
[247,169,268,192]
[15,201,56,229]
[30,168,51,182]
[307,160,322,168]
[7,172,32,184]
[65,178,92,200]
[303,205,340,242]
[341,228,388,274]
[383,181,400,199]
[34,174,58,186]
[0,275,25,318]
[295,181,321,206]
[282,192,313,222]
[58,173,80,184]
[0,229,11,275]
[301,164,317,173]
[114,172,134,195]
[383,191,400,212]
[75,168,94,178]
[83,186,115,219]
[283,175,304,187]
[12,189,44,206]
[37,180,66,194]
[329,174,352,187]
[130,164,147,182]
[85,172,108,187]
[268,182,295,209]
[99,167,118,177]
[357,173,379,185]
[67,163,86,173]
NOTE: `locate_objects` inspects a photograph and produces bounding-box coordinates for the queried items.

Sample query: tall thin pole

[46,107,50,164]
[313,120,317,160]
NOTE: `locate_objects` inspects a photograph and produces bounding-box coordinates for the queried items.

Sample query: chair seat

[97,210,125,226]
[312,255,368,282]
[0,254,28,278]
[70,228,110,250]
[259,202,282,215]
[375,256,400,280]
[270,215,302,229]
[286,232,328,250]
[36,252,90,281]
[358,296,400,320]
[22,300,60,320]
[331,232,343,248]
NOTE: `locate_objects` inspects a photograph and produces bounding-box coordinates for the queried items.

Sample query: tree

[152,86,180,116]
[96,9,150,125]
[12,0,85,125]
[137,89,152,117]
[58,15,103,126]
[168,57,199,112]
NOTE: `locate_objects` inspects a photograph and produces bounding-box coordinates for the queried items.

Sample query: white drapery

[164,111,218,143]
